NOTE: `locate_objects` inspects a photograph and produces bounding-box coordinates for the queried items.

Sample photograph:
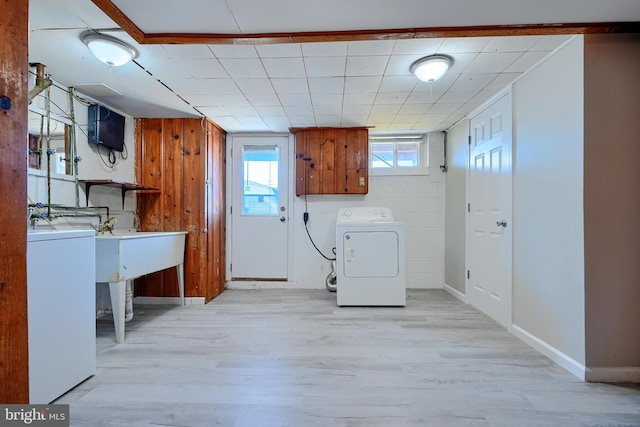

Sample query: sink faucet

[97,217,118,234]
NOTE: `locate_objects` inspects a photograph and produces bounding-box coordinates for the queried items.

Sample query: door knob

[280,216,286,222]
[496,220,507,227]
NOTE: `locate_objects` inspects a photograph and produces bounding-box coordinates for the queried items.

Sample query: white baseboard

[511,324,586,380]
[585,366,640,383]
[443,283,468,304]
[133,296,206,305]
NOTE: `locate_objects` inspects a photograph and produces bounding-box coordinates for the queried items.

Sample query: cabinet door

[295,127,368,195]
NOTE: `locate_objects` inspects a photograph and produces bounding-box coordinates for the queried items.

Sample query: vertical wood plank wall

[0,0,29,403]
[294,127,368,195]
[135,118,226,302]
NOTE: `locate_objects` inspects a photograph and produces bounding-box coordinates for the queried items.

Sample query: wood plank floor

[57,289,640,426]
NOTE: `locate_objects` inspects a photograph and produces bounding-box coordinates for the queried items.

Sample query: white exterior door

[468,92,512,328]
[231,135,289,279]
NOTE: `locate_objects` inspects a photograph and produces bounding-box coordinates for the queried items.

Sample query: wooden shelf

[80,179,159,208]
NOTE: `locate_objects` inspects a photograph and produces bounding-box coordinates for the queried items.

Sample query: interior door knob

[496,220,507,227]
[280,216,286,222]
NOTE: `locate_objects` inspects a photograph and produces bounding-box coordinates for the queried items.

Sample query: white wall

[27,77,137,230]
[227,132,446,289]
[511,36,586,367]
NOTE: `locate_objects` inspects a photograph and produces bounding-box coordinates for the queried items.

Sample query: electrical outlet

[358,176,365,187]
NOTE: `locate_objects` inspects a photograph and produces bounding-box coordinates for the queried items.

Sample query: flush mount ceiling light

[81,31,138,67]
[410,54,454,83]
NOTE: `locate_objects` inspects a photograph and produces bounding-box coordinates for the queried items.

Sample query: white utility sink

[95,231,187,343]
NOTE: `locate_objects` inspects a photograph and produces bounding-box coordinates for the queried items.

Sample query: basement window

[370,135,428,176]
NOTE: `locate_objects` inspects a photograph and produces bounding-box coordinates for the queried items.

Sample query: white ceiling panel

[28,0,640,134]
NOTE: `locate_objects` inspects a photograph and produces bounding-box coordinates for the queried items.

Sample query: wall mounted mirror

[28,106,74,176]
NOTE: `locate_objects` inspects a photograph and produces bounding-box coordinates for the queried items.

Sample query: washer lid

[337,207,394,223]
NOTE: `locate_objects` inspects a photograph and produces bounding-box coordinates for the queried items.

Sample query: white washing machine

[336,207,406,306]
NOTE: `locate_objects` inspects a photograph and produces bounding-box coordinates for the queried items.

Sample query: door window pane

[242,145,279,215]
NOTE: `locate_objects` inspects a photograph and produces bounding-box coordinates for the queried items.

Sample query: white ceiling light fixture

[81,31,138,67]
[410,54,454,83]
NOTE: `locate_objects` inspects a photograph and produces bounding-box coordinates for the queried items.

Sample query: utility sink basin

[95,231,187,343]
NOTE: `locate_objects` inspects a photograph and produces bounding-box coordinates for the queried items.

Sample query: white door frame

[465,88,513,329]
[225,133,294,283]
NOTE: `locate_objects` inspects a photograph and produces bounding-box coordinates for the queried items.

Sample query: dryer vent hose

[326,259,337,292]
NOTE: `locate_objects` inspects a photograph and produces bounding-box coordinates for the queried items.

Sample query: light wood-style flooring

[57,289,640,426]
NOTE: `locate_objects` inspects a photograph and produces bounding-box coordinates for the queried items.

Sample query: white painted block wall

[286,132,446,289]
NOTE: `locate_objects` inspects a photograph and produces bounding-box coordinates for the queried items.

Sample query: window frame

[369,134,429,176]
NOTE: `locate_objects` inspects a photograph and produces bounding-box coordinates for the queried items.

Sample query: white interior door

[231,136,289,279]
[468,92,512,328]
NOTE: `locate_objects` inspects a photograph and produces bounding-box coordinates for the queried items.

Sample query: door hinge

[230,206,232,214]
[467,270,470,279]
[468,135,471,145]
[230,263,232,272]
[467,203,470,213]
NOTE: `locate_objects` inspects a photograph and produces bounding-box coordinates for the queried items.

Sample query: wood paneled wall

[135,118,225,302]
[0,0,29,403]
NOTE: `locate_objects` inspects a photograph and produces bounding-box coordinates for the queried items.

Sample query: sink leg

[176,263,185,306]
[109,281,126,343]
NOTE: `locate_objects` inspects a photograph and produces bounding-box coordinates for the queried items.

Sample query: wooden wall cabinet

[293,127,368,195]
[135,118,226,302]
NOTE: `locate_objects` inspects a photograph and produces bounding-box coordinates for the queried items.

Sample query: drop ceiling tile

[428,103,462,114]
[483,73,521,92]
[136,58,195,80]
[341,115,368,127]
[304,57,346,77]
[284,104,314,116]
[246,93,281,106]
[399,103,432,114]
[346,56,389,76]
[311,93,343,106]
[256,44,303,58]
[279,93,312,106]
[392,38,444,55]
[163,44,215,59]
[370,104,401,115]
[438,37,492,53]
[234,78,276,94]
[313,105,342,115]
[308,77,344,94]
[271,78,309,94]
[342,104,372,115]
[385,54,423,76]
[483,36,542,53]
[530,35,572,51]
[209,45,258,58]
[288,116,317,127]
[347,40,395,56]
[208,94,251,107]
[302,42,348,57]
[262,57,307,78]
[374,92,409,104]
[254,105,286,116]
[448,73,497,91]
[187,59,229,78]
[465,52,522,73]
[394,113,424,122]
[182,94,221,107]
[504,51,550,73]
[437,91,477,104]
[262,116,291,131]
[405,91,445,104]
[343,92,377,105]
[219,58,267,78]
[344,76,382,93]
[315,115,343,126]
[379,75,417,92]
